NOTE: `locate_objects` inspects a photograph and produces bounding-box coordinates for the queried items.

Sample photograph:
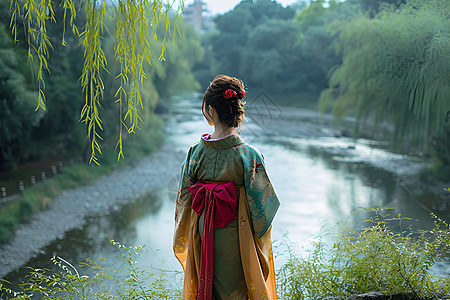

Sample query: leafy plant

[277,208,450,299]
[0,240,182,299]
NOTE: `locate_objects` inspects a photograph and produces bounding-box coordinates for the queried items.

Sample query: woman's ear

[208,105,214,119]
[204,105,214,126]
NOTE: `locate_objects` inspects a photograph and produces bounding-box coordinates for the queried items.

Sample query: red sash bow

[190,181,237,300]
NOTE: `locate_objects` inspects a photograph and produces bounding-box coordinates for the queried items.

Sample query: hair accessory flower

[240,90,245,98]
[224,89,237,99]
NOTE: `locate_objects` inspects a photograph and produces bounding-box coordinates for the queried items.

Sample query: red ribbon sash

[190,181,237,300]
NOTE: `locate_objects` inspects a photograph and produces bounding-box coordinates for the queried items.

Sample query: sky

[183,0,302,16]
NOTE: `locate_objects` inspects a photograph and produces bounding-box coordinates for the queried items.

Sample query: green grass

[0,115,165,243]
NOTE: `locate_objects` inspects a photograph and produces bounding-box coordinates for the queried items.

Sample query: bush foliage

[277,209,450,299]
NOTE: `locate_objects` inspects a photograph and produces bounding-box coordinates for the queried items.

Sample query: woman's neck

[210,124,235,139]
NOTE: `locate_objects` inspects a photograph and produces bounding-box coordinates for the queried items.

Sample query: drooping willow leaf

[9,0,184,164]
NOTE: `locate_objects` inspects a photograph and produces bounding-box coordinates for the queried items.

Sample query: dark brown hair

[202,74,246,128]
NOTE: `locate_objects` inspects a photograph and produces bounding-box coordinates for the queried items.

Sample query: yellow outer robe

[173,134,280,299]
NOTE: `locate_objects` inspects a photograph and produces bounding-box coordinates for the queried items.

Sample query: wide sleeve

[241,146,280,239]
[173,147,196,268]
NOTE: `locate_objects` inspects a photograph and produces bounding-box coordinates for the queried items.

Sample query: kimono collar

[201,133,246,150]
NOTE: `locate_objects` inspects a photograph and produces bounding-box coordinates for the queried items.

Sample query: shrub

[0,214,18,241]
[277,209,450,299]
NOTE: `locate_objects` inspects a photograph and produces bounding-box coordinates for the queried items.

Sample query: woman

[173,74,280,299]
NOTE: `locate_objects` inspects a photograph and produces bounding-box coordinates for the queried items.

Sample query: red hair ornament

[224,89,245,99]
[224,89,237,99]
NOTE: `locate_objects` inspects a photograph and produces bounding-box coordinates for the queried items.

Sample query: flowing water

[4,93,449,291]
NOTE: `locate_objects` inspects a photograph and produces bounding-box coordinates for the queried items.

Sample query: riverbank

[0,143,185,279]
[1,102,448,281]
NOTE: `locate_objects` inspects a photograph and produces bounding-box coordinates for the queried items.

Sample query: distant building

[183,0,213,33]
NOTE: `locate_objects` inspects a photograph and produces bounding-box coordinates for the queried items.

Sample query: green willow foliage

[320,0,450,164]
[9,0,183,164]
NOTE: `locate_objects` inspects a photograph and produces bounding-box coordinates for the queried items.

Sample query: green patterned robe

[174,134,280,299]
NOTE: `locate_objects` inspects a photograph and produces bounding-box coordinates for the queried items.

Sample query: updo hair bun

[202,74,246,128]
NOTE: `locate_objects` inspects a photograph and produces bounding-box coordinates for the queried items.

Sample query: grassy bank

[1,209,449,299]
[0,114,165,243]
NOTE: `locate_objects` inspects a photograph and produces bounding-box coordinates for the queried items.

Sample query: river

[3,93,449,293]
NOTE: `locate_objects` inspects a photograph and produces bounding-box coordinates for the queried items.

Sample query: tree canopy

[195,0,340,97]
[0,24,43,170]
